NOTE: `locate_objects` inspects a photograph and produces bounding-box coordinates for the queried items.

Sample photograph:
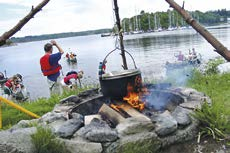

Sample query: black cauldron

[99,69,142,98]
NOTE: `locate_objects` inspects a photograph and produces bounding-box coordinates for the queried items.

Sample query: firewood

[98,104,125,126]
[121,105,151,121]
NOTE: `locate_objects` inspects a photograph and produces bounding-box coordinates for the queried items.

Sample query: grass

[1,87,92,129]
[187,60,230,141]
[31,126,70,153]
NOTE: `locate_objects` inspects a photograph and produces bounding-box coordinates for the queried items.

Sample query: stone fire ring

[0,87,211,153]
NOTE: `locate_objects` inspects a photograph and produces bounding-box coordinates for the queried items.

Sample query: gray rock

[76,118,118,142]
[10,119,39,130]
[180,100,202,109]
[178,87,206,101]
[61,139,103,153]
[78,88,99,98]
[104,132,161,153]
[70,112,84,120]
[171,106,192,126]
[151,111,178,136]
[0,127,36,153]
[56,118,84,138]
[160,118,199,148]
[48,120,67,133]
[53,104,74,113]
[60,95,81,104]
[116,117,155,136]
[39,112,68,124]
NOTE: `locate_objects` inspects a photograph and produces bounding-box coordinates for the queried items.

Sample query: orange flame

[110,104,120,112]
[123,91,145,111]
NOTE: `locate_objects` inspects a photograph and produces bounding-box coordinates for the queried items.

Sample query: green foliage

[192,102,230,140]
[187,70,230,142]
[204,57,225,75]
[121,9,230,33]
[31,126,70,153]
[1,87,91,129]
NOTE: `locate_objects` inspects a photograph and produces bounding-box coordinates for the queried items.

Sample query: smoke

[165,65,194,86]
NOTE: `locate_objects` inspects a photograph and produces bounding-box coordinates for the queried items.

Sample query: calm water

[0,24,230,100]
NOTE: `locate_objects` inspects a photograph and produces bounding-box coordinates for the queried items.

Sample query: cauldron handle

[102,47,137,69]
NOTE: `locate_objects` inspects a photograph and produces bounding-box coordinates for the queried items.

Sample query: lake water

[0,24,230,100]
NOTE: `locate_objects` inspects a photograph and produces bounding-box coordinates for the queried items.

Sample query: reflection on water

[0,25,230,100]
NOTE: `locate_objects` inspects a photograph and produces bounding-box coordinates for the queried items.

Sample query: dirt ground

[159,137,230,153]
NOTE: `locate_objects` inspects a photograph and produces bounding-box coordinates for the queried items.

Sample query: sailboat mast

[113,0,128,70]
[148,14,151,30]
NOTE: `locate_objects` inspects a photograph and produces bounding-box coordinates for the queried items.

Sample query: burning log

[110,104,131,118]
[121,105,151,121]
[165,0,230,61]
[123,92,145,111]
[99,104,125,127]
[122,83,146,111]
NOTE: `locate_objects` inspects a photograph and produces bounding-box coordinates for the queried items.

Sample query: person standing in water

[40,40,64,95]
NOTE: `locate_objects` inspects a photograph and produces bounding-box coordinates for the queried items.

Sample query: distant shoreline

[10,28,112,44]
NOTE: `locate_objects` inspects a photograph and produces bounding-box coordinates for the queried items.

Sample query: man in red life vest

[40,40,64,95]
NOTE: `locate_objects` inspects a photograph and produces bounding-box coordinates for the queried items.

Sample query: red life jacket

[5,79,13,88]
[64,74,77,85]
[40,54,61,76]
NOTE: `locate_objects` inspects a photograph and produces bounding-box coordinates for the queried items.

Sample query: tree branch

[0,0,50,46]
[165,0,230,61]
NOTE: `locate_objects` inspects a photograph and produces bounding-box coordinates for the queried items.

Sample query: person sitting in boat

[188,49,193,61]
[70,52,76,59]
[188,48,201,64]
[61,70,83,89]
[192,48,197,59]
[174,51,185,61]
[66,53,70,59]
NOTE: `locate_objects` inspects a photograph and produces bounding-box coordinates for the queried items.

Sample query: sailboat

[131,8,143,34]
[154,13,162,32]
[147,14,153,32]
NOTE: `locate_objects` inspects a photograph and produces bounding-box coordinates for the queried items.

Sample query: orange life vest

[40,54,61,76]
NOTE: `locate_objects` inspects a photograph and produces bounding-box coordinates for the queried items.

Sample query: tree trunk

[113,0,128,69]
[0,0,50,46]
[165,0,230,61]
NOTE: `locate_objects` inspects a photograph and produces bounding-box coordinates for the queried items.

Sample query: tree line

[119,9,230,32]
[9,9,230,43]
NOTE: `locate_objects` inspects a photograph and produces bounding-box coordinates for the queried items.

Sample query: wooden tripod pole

[165,0,230,61]
[113,0,128,70]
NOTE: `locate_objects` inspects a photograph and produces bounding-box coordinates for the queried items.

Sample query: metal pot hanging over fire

[99,0,142,99]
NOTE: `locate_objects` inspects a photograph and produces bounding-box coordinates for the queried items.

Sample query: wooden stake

[113,0,128,69]
[0,0,50,46]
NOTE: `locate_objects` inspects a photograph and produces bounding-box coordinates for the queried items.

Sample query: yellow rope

[0,96,40,122]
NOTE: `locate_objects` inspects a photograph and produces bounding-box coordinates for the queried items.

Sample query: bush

[31,126,70,153]
[188,69,230,143]
[192,102,230,140]
[204,57,225,75]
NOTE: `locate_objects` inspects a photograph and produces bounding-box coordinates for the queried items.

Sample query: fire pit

[71,83,185,125]
[47,85,210,153]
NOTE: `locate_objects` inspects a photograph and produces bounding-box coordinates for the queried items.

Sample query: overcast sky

[0,0,229,37]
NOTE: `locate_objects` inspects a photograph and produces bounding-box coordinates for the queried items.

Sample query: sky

[0,0,229,37]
